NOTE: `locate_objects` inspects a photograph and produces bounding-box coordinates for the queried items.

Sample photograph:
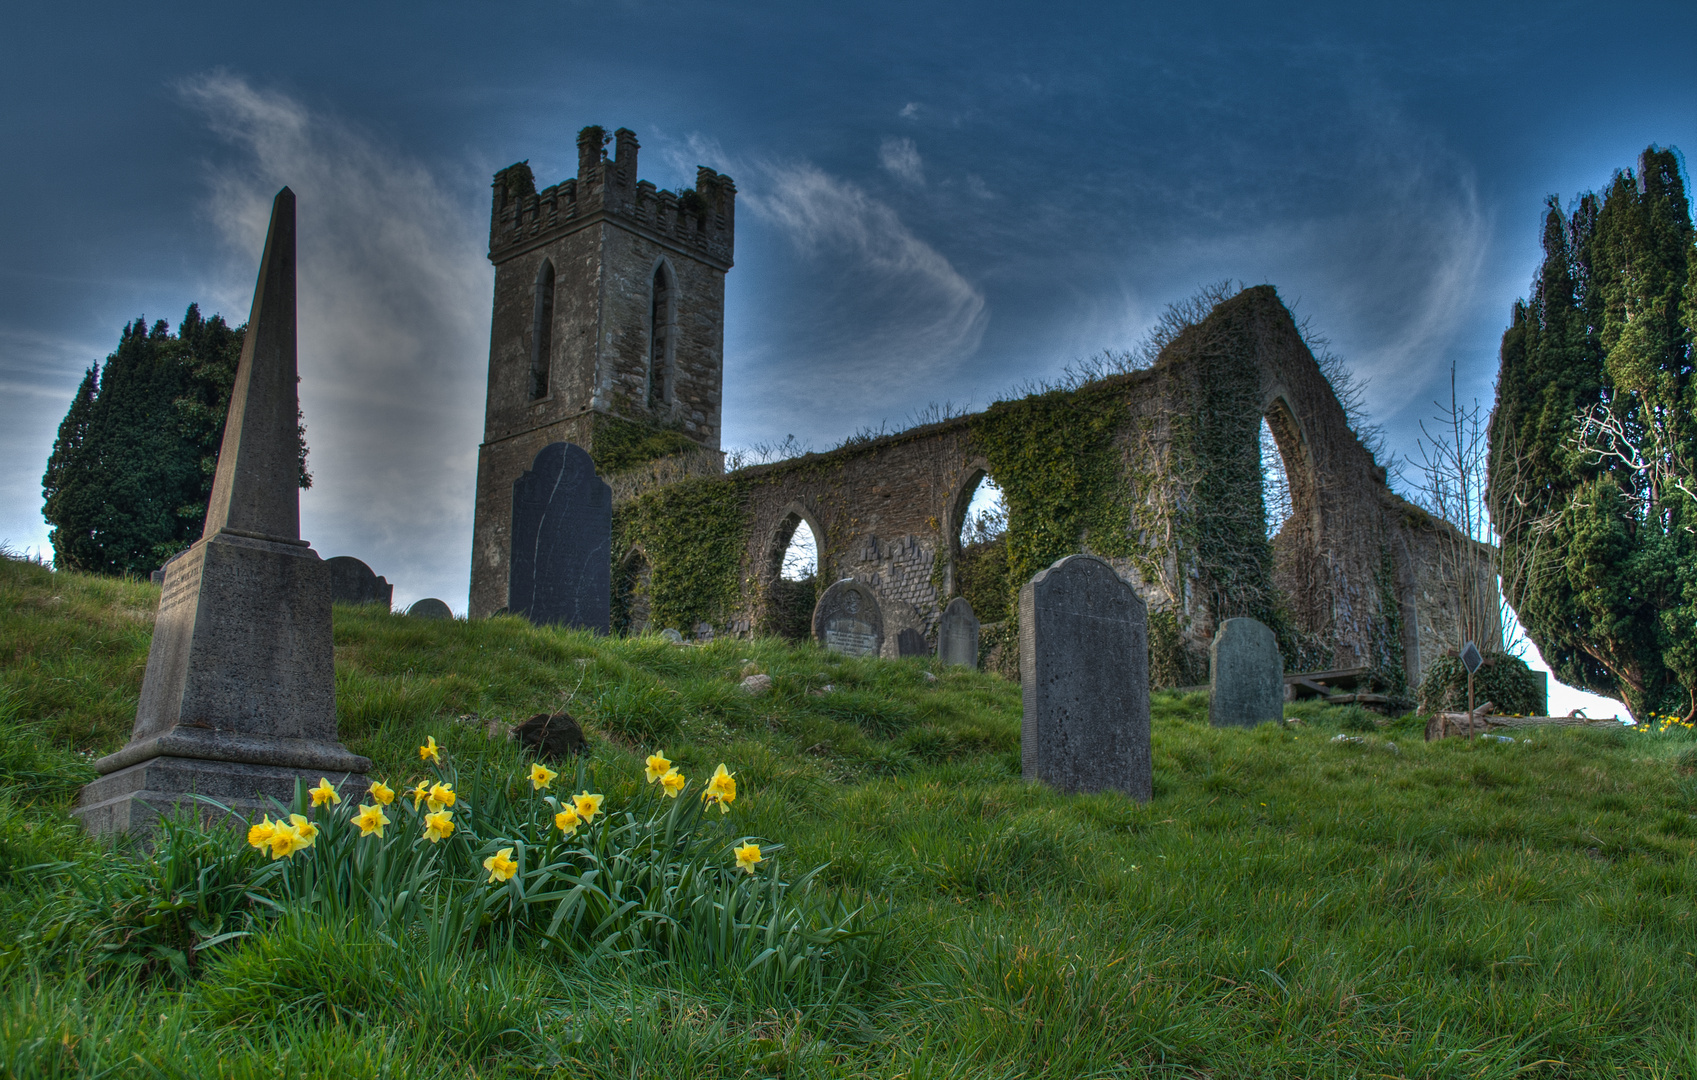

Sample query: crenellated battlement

[488,126,735,268]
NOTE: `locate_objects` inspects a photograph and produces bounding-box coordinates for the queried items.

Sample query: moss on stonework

[592,413,700,474]
[612,475,746,633]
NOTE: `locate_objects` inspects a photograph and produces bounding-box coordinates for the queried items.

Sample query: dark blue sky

[4,0,1694,670]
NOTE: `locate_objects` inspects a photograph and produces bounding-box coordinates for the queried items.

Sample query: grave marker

[406,598,453,620]
[937,597,980,667]
[1208,617,1284,727]
[897,628,927,657]
[813,580,884,658]
[327,556,392,608]
[509,442,611,633]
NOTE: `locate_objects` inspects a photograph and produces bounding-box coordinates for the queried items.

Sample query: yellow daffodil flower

[702,764,736,813]
[572,791,604,824]
[269,825,305,859]
[354,803,390,838]
[368,780,395,806]
[554,807,580,836]
[660,769,686,798]
[735,842,763,874]
[427,782,456,812]
[309,777,341,807]
[288,813,319,847]
[408,783,430,809]
[529,762,558,791]
[419,736,441,764]
[247,816,277,850]
[644,752,672,783]
[483,847,519,883]
[423,810,455,843]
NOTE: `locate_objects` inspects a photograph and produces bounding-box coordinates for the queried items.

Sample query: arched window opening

[612,548,652,636]
[765,514,818,640]
[1260,416,1292,539]
[953,472,1011,622]
[530,260,555,400]
[648,263,673,409]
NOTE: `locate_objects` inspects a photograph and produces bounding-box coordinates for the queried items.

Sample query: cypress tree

[1489,146,1697,720]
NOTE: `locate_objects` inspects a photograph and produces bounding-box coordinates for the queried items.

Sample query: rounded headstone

[660,627,685,644]
[813,579,885,658]
[509,442,612,633]
[326,555,393,608]
[406,598,454,620]
[1208,617,1284,727]
[937,597,981,667]
[896,627,927,657]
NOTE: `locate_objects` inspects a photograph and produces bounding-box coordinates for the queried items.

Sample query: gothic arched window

[530,259,555,400]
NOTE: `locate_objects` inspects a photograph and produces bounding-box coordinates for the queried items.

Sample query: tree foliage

[1488,146,1697,720]
[41,307,310,577]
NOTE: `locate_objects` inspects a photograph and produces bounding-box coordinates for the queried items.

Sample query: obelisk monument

[75,188,371,834]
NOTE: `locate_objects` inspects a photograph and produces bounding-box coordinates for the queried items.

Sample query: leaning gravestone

[936,597,980,667]
[75,188,371,835]
[812,579,884,658]
[406,598,453,620]
[327,555,393,608]
[896,628,927,657]
[1019,554,1150,800]
[1208,617,1284,727]
[509,442,612,634]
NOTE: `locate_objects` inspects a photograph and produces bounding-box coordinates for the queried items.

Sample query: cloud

[179,72,489,612]
[899,102,920,119]
[878,136,925,185]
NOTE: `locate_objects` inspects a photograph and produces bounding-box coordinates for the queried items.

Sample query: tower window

[530,259,555,400]
[649,263,672,409]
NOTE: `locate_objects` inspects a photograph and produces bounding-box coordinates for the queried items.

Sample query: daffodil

[660,769,686,798]
[408,783,431,810]
[269,825,305,859]
[289,813,319,847]
[572,791,604,824]
[529,762,558,791]
[423,810,455,843]
[702,764,736,813]
[309,777,341,807]
[368,780,395,806]
[483,847,519,883]
[419,736,441,764]
[427,782,456,812]
[247,816,277,850]
[644,752,672,783]
[554,807,580,836]
[735,842,763,874]
[354,803,390,838]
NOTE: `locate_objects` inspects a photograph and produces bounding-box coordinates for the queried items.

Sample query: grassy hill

[3,551,1697,1078]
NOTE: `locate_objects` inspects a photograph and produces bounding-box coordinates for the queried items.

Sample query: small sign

[1460,641,1483,674]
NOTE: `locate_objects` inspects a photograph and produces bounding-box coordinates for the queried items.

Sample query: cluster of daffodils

[645,750,760,872]
[1634,710,1696,734]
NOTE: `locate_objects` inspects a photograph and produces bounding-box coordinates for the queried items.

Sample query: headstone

[812,579,884,658]
[1208,617,1284,727]
[660,627,685,644]
[694,621,715,643]
[1019,554,1150,800]
[509,442,611,633]
[512,711,586,760]
[936,597,980,667]
[897,628,927,657]
[326,556,393,608]
[406,598,453,620]
[75,188,371,836]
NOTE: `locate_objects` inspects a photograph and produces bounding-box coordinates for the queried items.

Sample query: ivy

[612,475,748,633]
[591,413,701,474]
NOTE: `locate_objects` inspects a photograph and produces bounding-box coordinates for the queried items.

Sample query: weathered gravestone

[1208,617,1284,727]
[896,628,927,657]
[326,556,393,608]
[936,597,980,667]
[509,442,611,634]
[1018,554,1150,800]
[660,627,685,644]
[812,579,884,658]
[406,598,453,620]
[75,188,372,835]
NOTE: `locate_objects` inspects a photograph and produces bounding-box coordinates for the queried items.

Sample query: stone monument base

[74,755,369,835]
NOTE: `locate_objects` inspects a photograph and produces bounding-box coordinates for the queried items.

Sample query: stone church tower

[468,126,735,618]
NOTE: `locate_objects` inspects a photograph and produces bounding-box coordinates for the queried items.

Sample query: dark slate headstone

[812,579,884,658]
[406,598,453,620]
[897,628,927,657]
[509,442,612,633]
[1019,554,1150,800]
[1208,617,1284,727]
[936,597,980,667]
[326,555,393,608]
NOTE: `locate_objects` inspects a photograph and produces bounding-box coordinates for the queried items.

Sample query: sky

[4,0,1694,717]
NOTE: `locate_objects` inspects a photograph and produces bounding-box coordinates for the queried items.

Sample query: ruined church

[469,126,1498,694]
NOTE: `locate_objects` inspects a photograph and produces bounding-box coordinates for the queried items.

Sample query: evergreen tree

[1489,146,1697,720]
[40,306,309,577]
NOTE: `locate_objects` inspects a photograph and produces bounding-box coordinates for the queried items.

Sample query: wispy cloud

[879,136,924,185]
[180,71,488,612]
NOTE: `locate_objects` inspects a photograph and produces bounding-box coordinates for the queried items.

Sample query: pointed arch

[530,258,555,400]
[647,258,677,410]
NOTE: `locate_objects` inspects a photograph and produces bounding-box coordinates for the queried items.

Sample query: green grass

[4,552,1697,1077]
